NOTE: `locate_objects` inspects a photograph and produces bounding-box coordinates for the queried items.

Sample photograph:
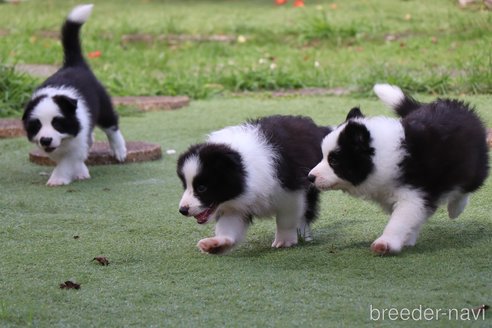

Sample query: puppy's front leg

[371,192,431,255]
[197,214,249,254]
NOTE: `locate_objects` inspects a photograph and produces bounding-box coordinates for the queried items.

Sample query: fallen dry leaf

[92,256,110,266]
[471,304,489,315]
[60,280,80,290]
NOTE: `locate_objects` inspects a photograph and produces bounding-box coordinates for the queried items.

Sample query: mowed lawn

[1,96,491,327]
[0,0,491,326]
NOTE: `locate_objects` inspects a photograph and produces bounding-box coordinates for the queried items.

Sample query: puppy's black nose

[179,206,189,216]
[40,137,52,147]
[307,174,316,183]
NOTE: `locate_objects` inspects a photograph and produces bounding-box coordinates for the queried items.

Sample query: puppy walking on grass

[177,115,331,254]
[308,84,489,255]
[22,4,126,186]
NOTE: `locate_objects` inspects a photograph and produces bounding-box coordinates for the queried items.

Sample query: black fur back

[253,115,332,191]
[399,99,489,206]
[255,115,331,223]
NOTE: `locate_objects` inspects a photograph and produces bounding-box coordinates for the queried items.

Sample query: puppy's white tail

[373,84,404,109]
[67,4,94,24]
[373,83,421,118]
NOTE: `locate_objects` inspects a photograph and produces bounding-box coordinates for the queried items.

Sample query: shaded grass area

[0,0,491,115]
[0,96,491,326]
[0,66,37,117]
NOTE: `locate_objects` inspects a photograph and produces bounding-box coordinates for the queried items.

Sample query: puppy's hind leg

[197,214,249,254]
[297,187,319,242]
[103,126,127,162]
[272,191,305,248]
[447,192,469,219]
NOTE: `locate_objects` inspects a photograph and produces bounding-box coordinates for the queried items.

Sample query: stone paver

[15,64,59,78]
[0,119,24,138]
[29,141,162,166]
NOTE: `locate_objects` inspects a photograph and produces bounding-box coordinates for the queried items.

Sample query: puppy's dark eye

[196,185,207,193]
[328,154,338,167]
[52,117,65,132]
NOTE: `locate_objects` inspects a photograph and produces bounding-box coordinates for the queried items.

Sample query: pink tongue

[194,208,213,224]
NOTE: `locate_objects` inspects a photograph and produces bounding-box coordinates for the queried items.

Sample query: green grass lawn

[0,96,491,327]
[1,0,492,117]
[0,0,491,326]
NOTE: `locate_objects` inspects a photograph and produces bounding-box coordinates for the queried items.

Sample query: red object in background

[275,0,288,4]
[87,50,101,59]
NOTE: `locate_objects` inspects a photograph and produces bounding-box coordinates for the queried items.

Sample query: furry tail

[373,83,422,118]
[61,4,94,67]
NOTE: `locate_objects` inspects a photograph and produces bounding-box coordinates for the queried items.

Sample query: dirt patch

[113,96,189,111]
[121,33,236,45]
[29,141,162,166]
[234,87,353,97]
[0,119,24,138]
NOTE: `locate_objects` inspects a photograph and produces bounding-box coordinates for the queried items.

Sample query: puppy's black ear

[52,95,78,115]
[345,107,364,121]
[203,145,243,172]
[341,121,373,154]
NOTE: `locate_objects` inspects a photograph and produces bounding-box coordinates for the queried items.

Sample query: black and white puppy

[22,4,126,186]
[308,84,489,255]
[177,115,331,254]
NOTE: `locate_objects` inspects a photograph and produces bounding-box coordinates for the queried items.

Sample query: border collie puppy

[308,84,489,255]
[22,4,126,186]
[177,115,331,254]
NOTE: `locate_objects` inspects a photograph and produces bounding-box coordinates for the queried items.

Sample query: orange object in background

[87,50,101,59]
[275,0,305,6]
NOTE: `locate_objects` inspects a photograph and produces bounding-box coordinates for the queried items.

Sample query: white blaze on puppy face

[30,98,67,150]
[178,156,204,215]
[309,126,346,190]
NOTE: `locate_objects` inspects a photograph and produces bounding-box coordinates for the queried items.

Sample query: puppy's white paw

[74,164,90,181]
[47,175,72,186]
[371,235,403,255]
[111,143,127,162]
[106,128,127,162]
[197,236,234,254]
[272,231,298,248]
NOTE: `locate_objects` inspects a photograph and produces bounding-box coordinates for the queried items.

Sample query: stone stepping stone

[13,65,190,111]
[112,96,189,111]
[29,141,162,166]
[0,119,24,138]
[15,64,59,78]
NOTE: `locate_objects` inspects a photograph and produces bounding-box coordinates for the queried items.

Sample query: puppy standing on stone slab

[177,115,331,254]
[308,84,489,255]
[22,4,126,186]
